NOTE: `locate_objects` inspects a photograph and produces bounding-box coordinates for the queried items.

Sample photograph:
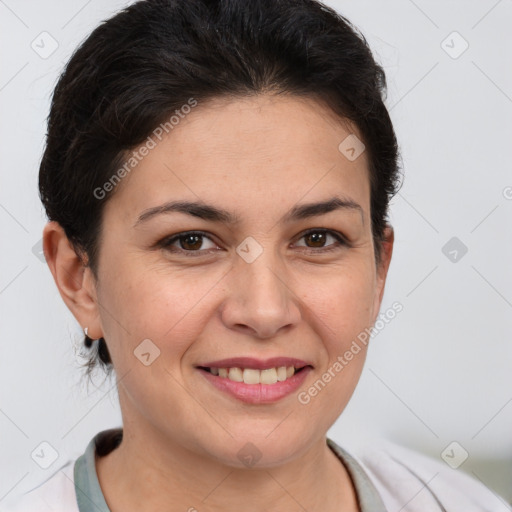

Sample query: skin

[43,93,394,512]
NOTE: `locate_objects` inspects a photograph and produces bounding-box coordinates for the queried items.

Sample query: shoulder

[0,461,78,512]
[344,438,509,512]
[0,429,119,512]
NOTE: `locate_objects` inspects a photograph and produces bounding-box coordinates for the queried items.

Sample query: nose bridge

[244,254,287,308]
[221,244,301,338]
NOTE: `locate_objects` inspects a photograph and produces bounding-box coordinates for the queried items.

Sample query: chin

[204,429,311,469]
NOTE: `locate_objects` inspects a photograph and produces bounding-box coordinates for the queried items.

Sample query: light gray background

[1,0,511,506]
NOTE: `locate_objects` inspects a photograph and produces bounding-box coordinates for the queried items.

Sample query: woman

[3,0,507,511]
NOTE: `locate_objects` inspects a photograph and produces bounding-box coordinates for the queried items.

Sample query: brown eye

[160,231,218,254]
[304,231,328,248]
[179,234,204,250]
[295,229,348,252]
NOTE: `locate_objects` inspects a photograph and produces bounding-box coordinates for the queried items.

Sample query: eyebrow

[133,196,364,228]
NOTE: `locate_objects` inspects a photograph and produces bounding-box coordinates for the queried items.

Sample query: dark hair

[39,0,401,376]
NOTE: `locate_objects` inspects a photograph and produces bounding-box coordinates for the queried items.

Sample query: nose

[220,253,302,339]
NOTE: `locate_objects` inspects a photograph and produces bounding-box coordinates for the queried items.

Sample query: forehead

[103,94,371,225]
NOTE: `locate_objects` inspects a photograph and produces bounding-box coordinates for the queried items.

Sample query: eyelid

[158,230,220,255]
[158,228,350,255]
[294,227,349,246]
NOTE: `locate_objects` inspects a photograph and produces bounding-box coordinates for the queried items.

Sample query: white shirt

[1,430,509,511]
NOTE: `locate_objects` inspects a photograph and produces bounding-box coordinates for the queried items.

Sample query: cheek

[291,263,374,407]
[296,274,372,419]
[98,245,377,372]
[293,262,376,340]
[96,263,225,366]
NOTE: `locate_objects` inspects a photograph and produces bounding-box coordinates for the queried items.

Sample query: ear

[42,221,104,340]
[371,224,394,322]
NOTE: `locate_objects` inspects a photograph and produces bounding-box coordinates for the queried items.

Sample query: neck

[95,421,359,512]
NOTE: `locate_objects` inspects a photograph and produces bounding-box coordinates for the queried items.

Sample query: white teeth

[228,367,243,382]
[243,368,260,384]
[260,368,278,384]
[277,366,287,382]
[208,365,300,384]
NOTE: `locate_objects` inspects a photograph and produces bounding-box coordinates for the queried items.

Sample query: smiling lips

[198,356,312,384]
[202,365,298,384]
[196,356,313,403]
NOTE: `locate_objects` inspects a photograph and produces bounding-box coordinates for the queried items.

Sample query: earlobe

[42,221,103,340]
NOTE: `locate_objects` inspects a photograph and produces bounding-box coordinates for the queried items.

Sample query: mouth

[196,365,310,384]
[195,358,313,404]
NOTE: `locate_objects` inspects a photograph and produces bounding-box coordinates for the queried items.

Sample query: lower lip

[197,367,312,404]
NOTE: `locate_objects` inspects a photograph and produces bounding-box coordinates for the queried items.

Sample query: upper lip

[197,357,313,370]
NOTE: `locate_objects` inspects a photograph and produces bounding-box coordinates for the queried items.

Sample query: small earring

[84,327,89,337]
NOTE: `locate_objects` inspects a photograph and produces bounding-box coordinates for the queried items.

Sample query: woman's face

[78,94,393,466]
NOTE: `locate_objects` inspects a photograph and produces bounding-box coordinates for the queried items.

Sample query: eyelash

[157,228,350,257]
